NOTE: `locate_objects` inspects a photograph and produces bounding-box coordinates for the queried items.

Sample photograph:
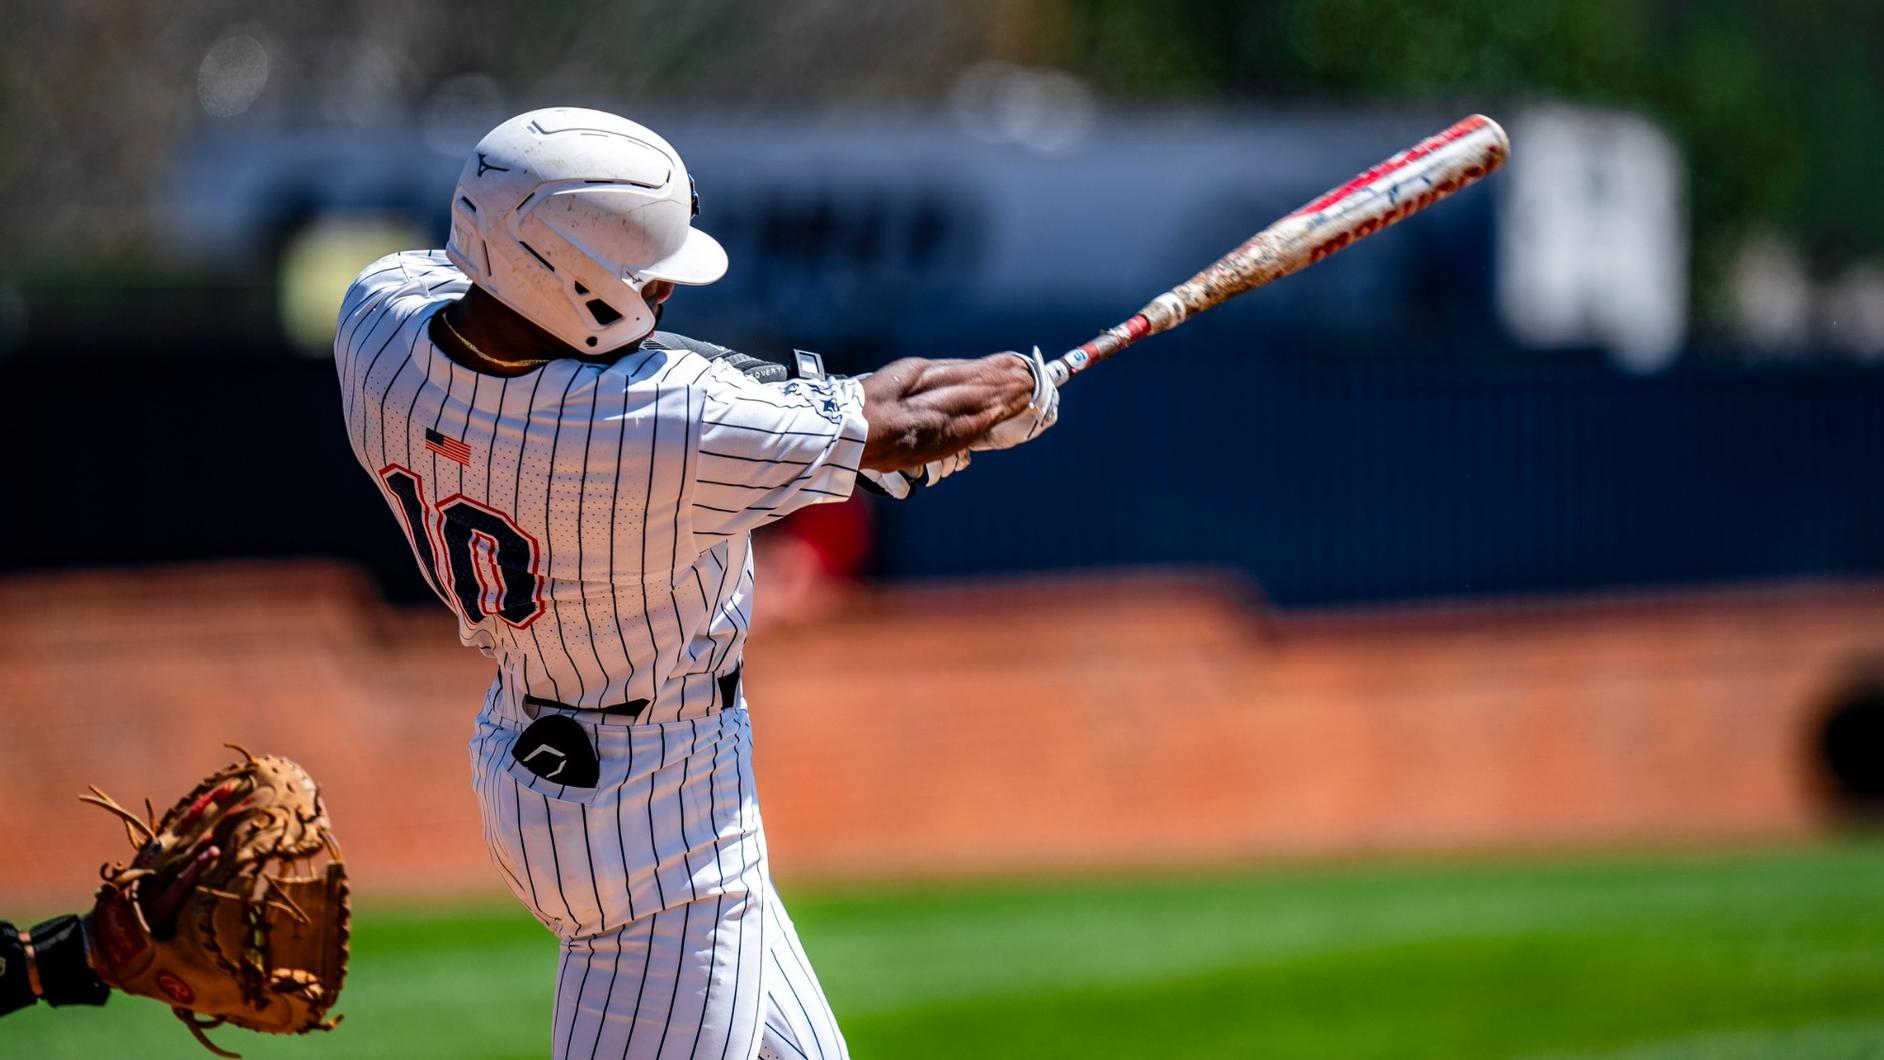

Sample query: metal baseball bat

[1046,114,1511,386]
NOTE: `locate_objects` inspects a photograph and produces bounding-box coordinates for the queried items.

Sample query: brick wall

[1,562,1877,908]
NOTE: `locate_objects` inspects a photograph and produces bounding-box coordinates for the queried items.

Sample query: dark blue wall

[6,343,1880,610]
[871,338,1884,605]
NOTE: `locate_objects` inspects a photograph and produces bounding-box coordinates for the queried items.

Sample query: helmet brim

[641,227,728,286]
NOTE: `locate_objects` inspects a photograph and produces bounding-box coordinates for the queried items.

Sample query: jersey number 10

[379,465,548,628]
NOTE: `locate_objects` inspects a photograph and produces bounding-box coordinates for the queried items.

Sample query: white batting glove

[859,450,971,500]
[972,347,1059,451]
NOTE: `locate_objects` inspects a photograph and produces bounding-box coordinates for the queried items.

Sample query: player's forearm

[858,356,1034,470]
[0,916,109,1015]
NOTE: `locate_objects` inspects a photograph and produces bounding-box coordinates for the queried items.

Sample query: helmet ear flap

[508,203,657,349]
[564,279,652,349]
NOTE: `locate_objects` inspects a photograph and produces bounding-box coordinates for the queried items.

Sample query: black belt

[523,665,741,721]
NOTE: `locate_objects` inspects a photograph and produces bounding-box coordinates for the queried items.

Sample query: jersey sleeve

[690,360,869,538]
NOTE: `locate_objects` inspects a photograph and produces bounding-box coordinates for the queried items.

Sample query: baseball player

[334,107,1058,1060]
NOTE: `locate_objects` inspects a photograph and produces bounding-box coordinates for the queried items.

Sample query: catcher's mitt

[82,746,348,1057]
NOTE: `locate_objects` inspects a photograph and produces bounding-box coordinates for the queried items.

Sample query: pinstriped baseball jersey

[336,249,861,1058]
[334,251,867,721]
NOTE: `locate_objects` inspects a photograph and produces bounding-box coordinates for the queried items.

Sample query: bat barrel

[1276,113,1509,269]
[1047,114,1509,386]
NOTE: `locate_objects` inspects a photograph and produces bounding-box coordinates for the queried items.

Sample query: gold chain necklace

[438,308,554,370]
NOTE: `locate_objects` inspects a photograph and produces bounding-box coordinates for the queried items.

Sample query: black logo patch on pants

[512,716,600,787]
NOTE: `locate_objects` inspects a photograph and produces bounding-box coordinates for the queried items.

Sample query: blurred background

[6,1,1884,1057]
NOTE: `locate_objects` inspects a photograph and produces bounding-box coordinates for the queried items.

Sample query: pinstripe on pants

[470,694,847,1059]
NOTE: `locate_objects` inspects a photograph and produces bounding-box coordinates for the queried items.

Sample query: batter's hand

[971,347,1058,451]
[859,451,971,500]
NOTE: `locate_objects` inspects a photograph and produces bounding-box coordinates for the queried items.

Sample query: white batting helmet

[445,107,727,354]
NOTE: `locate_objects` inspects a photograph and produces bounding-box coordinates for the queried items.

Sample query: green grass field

[10,840,1884,1058]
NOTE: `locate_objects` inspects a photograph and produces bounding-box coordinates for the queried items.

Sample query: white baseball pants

[470,695,849,1060]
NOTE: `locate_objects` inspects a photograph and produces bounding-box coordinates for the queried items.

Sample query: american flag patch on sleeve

[424,428,473,466]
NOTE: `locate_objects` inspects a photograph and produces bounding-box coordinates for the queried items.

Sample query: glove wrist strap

[23,915,109,1007]
[19,927,43,998]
